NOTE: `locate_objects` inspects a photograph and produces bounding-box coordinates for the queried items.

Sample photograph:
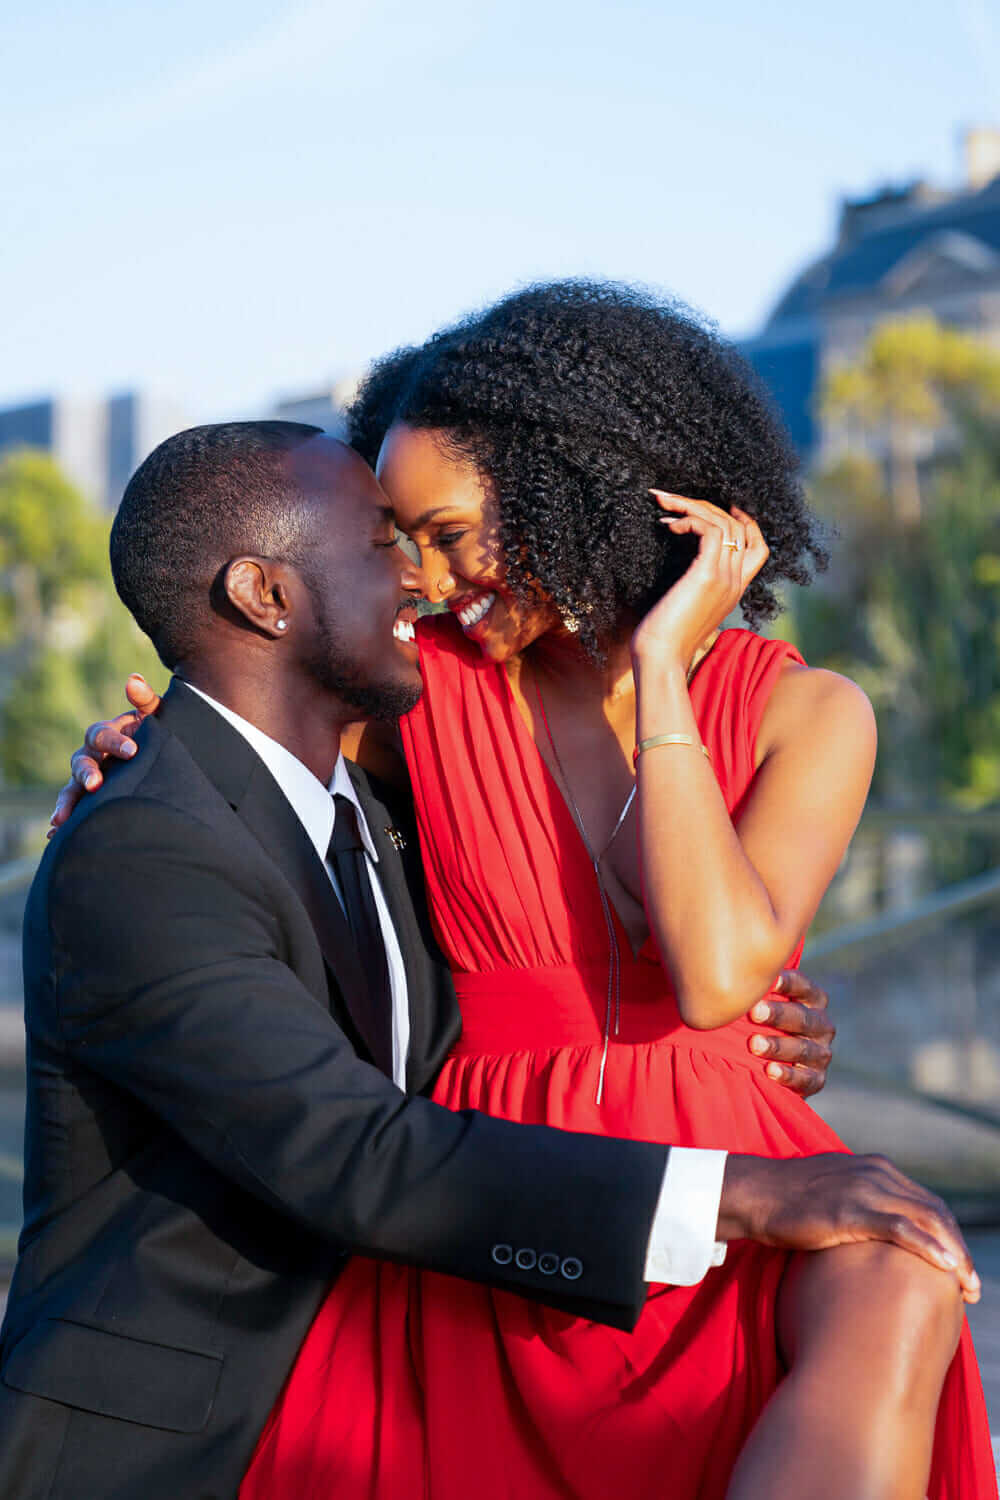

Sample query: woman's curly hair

[347,279,827,656]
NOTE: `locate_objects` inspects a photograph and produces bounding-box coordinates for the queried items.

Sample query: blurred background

[2,0,999,1429]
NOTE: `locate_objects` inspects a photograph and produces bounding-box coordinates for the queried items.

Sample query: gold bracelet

[633,733,710,765]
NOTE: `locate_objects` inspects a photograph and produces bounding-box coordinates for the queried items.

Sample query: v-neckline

[498,658,648,961]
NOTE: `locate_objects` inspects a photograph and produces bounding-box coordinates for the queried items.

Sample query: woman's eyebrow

[407,505,464,529]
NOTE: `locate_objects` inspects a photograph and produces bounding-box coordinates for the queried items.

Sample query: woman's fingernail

[773,973,786,993]
[970,1270,982,1291]
[85,774,99,790]
[749,1035,769,1056]
[121,741,136,757]
[750,1002,771,1023]
[766,1062,784,1080]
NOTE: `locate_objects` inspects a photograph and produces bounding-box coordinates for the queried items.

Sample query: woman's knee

[780,1241,964,1379]
[862,1242,963,1352]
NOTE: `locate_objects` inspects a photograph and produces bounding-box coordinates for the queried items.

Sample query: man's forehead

[286,434,387,516]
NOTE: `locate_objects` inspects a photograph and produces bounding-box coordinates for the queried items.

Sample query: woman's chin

[466,628,512,662]
[457,597,556,663]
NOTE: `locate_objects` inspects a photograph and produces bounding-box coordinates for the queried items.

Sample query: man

[1,423,977,1500]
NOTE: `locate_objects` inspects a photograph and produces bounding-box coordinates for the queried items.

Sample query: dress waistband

[449,962,782,1066]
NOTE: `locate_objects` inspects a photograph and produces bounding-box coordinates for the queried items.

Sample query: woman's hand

[631,493,769,669]
[48,675,162,834]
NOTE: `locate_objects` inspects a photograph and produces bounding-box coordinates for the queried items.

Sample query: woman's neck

[514,621,721,713]
[520,629,636,712]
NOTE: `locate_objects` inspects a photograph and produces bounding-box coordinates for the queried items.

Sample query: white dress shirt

[185,684,727,1286]
[185,684,409,1087]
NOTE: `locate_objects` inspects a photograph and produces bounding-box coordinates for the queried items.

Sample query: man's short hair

[110,421,323,669]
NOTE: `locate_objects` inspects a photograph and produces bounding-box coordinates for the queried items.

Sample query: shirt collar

[183,683,378,866]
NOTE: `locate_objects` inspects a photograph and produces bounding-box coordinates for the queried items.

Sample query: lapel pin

[384,826,407,852]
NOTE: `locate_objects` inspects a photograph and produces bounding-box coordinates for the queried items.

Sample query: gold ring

[724,539,741,551]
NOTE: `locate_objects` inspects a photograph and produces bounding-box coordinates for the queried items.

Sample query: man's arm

[43,797,666,1329]
[44,791,980,1305]
[51,701,843,1101]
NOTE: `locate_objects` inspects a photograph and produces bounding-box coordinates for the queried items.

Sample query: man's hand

[719,1151,981,1303]
[48,675,162,835]
[747,969,834,1097]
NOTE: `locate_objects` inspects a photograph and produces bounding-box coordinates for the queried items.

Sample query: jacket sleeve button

[560,1256,583,1281]
[514,1248,537,1270]
[491,1243,513,1266]
[538,1252,559,1275]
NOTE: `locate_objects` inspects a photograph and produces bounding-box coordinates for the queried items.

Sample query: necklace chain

[536,687,636,865]
[532,630,718,862]
[529,632,720,1104]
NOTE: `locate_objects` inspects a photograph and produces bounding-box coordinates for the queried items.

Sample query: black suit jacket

[0,681,667,1500]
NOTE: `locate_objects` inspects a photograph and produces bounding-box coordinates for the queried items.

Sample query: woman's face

[376,422,559,663]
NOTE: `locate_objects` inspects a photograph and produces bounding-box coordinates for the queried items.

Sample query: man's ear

[222,556,294,638]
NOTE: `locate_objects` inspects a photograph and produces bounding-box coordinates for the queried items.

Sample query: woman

[63,282,995,1497]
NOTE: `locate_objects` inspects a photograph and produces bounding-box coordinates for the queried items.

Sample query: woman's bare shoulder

[758,660,876,762]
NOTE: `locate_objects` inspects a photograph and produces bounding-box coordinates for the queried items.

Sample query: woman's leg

[726,1242,964,1500]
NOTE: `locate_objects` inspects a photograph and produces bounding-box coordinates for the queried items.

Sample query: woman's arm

[635,657,874,1028]
[633,494,876,1030]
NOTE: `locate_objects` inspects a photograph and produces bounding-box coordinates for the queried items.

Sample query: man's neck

[177,663,346,786]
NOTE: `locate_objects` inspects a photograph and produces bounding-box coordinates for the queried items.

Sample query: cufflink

[384,826,407,852]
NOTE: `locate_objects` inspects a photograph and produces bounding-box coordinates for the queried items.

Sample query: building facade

[742,130,1000,465]
[272,376,361,441]
[0,392,186,510]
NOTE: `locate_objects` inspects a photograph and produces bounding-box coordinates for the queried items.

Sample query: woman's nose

[393,535,455,603]
[431,569,456,602]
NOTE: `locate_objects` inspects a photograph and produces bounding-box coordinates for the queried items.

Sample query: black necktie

[327,794,394,1077]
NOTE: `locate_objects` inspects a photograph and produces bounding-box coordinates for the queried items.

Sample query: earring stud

[276,620,288,631]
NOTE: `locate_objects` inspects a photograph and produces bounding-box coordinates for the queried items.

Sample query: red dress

[242,620,996,1500]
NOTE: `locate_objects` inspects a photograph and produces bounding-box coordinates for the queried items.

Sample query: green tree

[796,320,1000,807]
[0,449,162,786]
[821,315,1000,523]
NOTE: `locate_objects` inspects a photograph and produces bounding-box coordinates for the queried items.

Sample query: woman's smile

[449,589,497,635]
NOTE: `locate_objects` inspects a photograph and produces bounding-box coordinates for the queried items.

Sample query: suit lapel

[155,681,376,1059]
[235,757,369,1004]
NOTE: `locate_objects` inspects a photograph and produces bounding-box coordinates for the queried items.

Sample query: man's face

[286,437,422,721]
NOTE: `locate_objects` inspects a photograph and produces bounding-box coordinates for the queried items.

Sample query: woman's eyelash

[437,531,465,547]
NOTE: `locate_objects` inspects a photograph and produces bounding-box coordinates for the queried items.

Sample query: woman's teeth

[393,617,416,643]
[457,593,496,630]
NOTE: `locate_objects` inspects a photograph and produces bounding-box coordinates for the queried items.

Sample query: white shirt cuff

[643,1147,728,1285]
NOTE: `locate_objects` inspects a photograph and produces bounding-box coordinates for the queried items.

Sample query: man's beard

[302,584,422,723]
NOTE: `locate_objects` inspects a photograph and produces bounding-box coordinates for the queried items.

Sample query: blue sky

[2,0,996,420]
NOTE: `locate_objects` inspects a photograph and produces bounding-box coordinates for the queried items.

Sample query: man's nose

[395,544,455,604]
[396,542,428,599]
